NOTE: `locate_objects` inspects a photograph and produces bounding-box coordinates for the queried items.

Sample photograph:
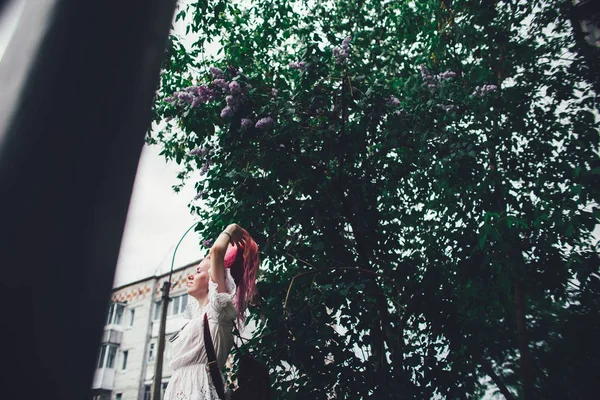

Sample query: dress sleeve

[207,269,237,322]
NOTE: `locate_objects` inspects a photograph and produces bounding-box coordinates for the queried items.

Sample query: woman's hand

[224,223,247,247]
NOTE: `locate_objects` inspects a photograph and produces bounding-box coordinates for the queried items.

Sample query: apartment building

[91,259,200,400]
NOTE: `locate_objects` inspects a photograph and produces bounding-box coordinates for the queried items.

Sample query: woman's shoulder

[207,269,237,320]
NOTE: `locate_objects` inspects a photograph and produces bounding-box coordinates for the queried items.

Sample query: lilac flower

[419,64,433,81]
[194,191,203,201]
[202,239,213,248]
[192,96,203,107]
[241,118,253,129]
[200,162,210,176]
[220,106,234,118]
[387,96,401,107]
[427,83,438,90]
[341,35,352,51]
[165,116,173,122]
[333,35,352,64]
[271,88,279,97]
[197,85,215,102]
[471,84,498,97]
[438,71,456,80]
[255,116,274,130]
[175,91,194,104]
[213,79,229,90]
[333,46,349,63]
[209,67,224,78]
[288,61,307,70]
[229,81,242,94]
[164,96,176,104]
[225,95,238,107]
[190,147,209,156]
[185,86,198,93]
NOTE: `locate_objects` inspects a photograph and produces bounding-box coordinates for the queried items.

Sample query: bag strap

[203,313,226,400]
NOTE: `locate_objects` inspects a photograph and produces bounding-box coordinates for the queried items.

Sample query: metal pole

[152,221,200,400]
[152,280,171,400]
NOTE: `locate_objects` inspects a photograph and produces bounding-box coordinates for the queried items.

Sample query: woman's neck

[193,294,209,309]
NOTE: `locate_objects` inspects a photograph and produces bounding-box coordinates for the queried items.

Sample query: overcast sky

[113,143,205,287]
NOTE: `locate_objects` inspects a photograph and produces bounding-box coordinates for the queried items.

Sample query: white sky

[113,143,204,287]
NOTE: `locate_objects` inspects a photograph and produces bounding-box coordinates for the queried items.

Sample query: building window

[121,350,128,371]
[97,344,119,369]
[105,345,117,368]
[148,343,155,362]
[116,394,122,400]
[97,345,107,369]
[155,294,188,320]
[143,385,151,400]
[154,301,161,320]
[106,303,125,326]
[169,294,188,316]
[129,309,135,327]
[92,392,111,400]
[142,383,167,400]
[171,296,180,316]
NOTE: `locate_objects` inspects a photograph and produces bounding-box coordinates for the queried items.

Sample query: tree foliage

[149,0,600,398]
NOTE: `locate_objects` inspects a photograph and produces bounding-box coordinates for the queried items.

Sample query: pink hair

[223,229,260,322]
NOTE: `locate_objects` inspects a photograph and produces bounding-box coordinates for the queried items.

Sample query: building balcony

[91,367,115,391]
[102,325,123,345]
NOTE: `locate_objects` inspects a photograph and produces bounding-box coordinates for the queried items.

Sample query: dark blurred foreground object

[0,1,177,399]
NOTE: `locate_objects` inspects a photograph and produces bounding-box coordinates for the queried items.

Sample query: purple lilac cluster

[194,190,203,201]
[255,116,274,130]
[241,118,254,129]
[189,147,209,157]
[167,65,252,120]
[419,64,433,81]
[213,79,246,118]
[200,159,213,176]
[210,67,224,78]
[189,147,214,176]
[213,79,229,90]
[438,71,457,80]
[202,239,213,248]
[220,106,234,118]
[171,85,216,107]
[167,65,274,134]
[419,64,457,89]
[471,84,498,97]
[333,35,352,64]
[288,61,307,71]
[387,96,401,107]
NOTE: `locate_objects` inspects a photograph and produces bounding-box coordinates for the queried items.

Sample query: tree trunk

[481,359,517,400]
[514,278,534,400]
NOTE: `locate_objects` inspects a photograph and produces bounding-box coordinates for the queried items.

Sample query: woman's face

[187,256,210,299]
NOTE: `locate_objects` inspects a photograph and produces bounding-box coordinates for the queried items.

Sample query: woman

[163,223,260,400]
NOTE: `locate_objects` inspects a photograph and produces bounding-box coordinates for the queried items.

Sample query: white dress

[164,270,238,400]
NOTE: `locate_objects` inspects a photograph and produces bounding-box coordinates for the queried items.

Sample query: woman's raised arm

[209,223,246,293]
